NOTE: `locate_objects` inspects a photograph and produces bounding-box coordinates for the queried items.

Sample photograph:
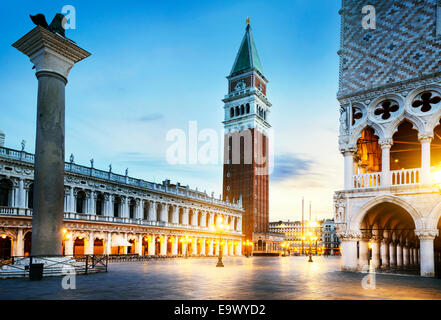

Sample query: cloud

[270,153,313,182]
[138,113,164,122]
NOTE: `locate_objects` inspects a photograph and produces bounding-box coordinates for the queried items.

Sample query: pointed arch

[387,113,425,139]
[350,121,385,146]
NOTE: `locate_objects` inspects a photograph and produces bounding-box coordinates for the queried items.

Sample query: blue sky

[0,0,342,221]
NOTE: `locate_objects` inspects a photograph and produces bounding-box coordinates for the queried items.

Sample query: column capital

[415,229,439,240]
[418,133,433,143]
[379,138,393,148]
[339,230,361,241]
[13,26,90,80]
[371,235,383,242]
[340,145,357,155]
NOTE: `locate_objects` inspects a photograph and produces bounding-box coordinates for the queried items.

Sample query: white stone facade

[0,144,244,258]
[335,1,441,277]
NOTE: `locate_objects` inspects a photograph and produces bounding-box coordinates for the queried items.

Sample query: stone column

[419,135,433,184]
[396,240,403,269]
[209,213,215,226]
[340,232,359,271]
[160,235,167,256]
[148,201,156,221]
[14,229,24,256]
[343,149,355,189]
[85,232,94,255]
[380,139,392,187]
[237,217,242,232]
[403,241,409,268]
[68,187,75,212]
[200,212,207,227]
[416,230,438,277]
[13,25,90,256]
[104,194,111,217]
[371,236,382,269]
[229,241,234,256]
[172,237,178,255]
[160,203,168,222]
[358,232,370,270]
[18,178,26,209]
[105,232,111,255]
[148,235,155,255]
[122,196,128,219]
[65,235,74,256]
[200,238,206,256]
[236,241,242,256]
[192,238,197,255]
[137,234,143,255]
[208,239,214,256]
[380,238,390,269]
[183,208,189,225]
[191,210,197,226]
[172,205,179,224]
[89,191,96,215]
[389,240,397,268]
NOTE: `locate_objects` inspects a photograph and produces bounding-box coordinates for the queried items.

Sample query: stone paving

[0,256,441,300]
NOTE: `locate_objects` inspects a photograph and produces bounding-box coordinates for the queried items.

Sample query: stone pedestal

[13,26,90,256]
[340,237,358,271]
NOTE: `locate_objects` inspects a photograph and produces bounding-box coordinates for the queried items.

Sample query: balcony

[352,168,422,189]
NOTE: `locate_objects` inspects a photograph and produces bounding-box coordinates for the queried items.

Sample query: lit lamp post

[244,240,253,257]
[209,217,230,267]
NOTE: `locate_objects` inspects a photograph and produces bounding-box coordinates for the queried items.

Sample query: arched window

[235,106,239,116]
[76,191,86,214]
[27,183,34,209]
[0,179,12,207]
[129,198,136,219]
[96,193,104,216]
[230,108,234,118]
[113,196,121,217]
[143,201,149,220]
[263,111,266,120]
[168,205,174,223]
[246,103,250,113]
[240,105,244,115]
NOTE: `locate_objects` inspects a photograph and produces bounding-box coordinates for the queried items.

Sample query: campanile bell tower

[222,21,271,249]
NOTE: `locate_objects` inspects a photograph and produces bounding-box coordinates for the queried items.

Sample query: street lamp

[244,240,252,257]
[209,217,231,267]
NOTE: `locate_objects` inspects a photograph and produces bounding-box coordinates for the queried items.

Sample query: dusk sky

[0,0,342,222]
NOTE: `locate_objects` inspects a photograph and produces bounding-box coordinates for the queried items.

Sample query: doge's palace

[0,133,244,259]
[335,0,441,277]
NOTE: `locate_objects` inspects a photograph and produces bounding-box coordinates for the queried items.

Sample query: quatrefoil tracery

[374,100,399,120]
[411,91,441,113]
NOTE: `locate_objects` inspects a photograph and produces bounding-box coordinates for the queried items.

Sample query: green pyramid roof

[230,25,264,76]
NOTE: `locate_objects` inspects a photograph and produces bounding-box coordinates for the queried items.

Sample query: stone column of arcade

[13,20,90,259]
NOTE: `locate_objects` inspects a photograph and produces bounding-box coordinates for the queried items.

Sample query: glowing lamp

[431,166,441,185]
[1,234,6,239]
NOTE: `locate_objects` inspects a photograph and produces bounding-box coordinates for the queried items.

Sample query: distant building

[321,219,340,256]
[269,219,340,256]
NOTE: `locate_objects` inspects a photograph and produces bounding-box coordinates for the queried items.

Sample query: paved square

[1,256,441,300]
